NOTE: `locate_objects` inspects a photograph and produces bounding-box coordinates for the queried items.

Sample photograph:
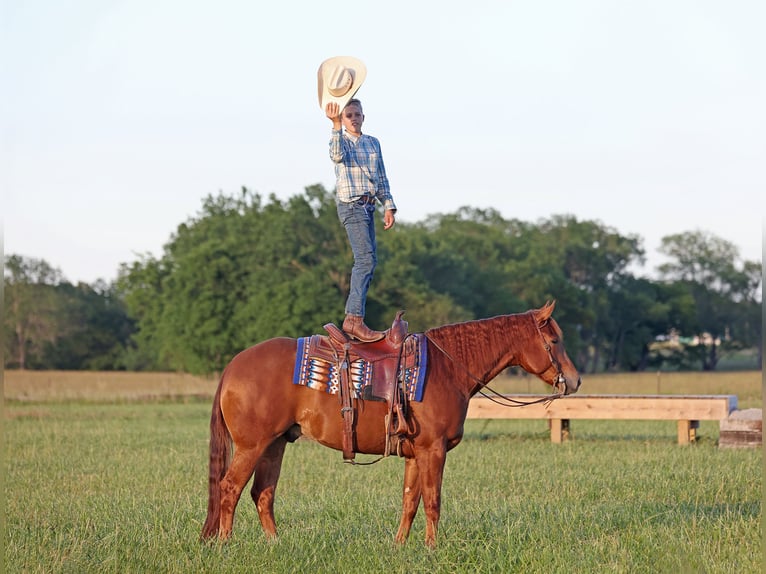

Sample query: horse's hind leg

[395,456,422,544]
[219,446,263,539]
[250,436,287,539]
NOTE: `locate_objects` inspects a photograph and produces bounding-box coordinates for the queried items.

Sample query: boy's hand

[325,102,341,129]
[383,209,396,230]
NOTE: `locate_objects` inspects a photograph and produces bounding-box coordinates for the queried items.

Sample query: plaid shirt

[329,130,397,211]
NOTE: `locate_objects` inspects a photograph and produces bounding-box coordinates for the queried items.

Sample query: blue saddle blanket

[292,334,427,402]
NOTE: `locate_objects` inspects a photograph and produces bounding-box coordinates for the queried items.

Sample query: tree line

[4,185,762,375]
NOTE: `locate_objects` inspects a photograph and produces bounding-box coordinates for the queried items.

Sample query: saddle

[315,311,413,462]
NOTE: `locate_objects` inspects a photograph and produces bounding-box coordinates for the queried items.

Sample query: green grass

[4,400,762,573]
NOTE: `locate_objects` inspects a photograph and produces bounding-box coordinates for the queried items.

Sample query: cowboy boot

[342,314,385,343]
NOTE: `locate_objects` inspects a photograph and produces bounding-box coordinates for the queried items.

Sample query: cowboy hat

[317,56,367,110]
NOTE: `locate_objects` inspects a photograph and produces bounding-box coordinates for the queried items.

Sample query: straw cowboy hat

[317,56,367,110]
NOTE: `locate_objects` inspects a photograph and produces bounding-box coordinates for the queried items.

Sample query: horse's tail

[200,372,231,540]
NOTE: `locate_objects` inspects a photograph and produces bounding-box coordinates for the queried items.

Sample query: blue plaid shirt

[329,129,397,211]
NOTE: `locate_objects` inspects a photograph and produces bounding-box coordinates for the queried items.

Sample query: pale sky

[3,0,763,284]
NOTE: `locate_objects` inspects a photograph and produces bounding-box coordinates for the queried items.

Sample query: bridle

[534,319,568,396]
[424,314,568,408]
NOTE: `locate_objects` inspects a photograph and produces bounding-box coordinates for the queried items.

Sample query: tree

[114,190,760,375]
[118,191,253,372]
[230,186,352,344]
[414,207,527,319]
[4,255,135,370]
[502,215,645,372]
[118,185,355,374]
[374,223,473,332]
[657,230,762,370]
[4,255,63,369]
[601,277,696,371]
[44,281,135,370]
[115,254,172,370]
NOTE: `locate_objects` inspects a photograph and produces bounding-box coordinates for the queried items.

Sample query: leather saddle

[315,311,413,462]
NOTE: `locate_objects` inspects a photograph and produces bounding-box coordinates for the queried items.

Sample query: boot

[342,314,385,343]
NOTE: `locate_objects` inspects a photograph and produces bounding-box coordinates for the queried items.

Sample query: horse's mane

[424,312,535,374]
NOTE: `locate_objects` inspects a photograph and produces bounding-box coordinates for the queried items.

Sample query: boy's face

[341,104,364,136]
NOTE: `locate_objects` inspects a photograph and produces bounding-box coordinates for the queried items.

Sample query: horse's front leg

[415,445,447,548]
[395,456,422,544]
[250,436,287,540]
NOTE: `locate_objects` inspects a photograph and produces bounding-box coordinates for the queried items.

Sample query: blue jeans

[337,200,377,316]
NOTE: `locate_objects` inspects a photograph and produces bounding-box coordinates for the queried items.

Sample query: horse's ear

[537,300,556,324]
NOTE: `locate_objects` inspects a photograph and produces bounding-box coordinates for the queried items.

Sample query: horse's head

[523,301,581,395]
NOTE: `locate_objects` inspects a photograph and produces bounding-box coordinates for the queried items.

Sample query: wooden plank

[467,394,737,421]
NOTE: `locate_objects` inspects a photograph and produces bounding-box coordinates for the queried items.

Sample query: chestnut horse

[201,301,580,547]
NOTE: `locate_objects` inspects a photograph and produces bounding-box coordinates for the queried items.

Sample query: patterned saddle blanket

[292,333,428,402]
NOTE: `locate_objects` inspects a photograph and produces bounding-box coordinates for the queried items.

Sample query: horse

[201,301,580,547]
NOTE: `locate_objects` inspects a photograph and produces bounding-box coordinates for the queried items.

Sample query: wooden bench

[466,394,738,445]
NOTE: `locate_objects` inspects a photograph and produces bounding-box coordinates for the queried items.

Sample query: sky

[3,0,764,285]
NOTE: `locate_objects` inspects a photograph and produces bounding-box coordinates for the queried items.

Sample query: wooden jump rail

[466,394,739,445]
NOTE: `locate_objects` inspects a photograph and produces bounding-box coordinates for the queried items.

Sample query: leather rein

[424,317,567,408]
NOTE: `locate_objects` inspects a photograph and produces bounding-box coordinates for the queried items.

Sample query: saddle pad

[292,333,427,402]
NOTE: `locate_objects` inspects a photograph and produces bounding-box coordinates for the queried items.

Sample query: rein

[424,317,566,408]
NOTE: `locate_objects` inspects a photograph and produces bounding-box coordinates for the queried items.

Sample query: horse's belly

[296,399,389,454]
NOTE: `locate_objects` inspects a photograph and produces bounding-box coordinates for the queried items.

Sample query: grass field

[3,371,763,573]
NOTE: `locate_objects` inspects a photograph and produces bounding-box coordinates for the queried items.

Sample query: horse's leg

[415,446,447,548]
[219,445,263,539]
[250,436,287,540]
[394,456,422,544]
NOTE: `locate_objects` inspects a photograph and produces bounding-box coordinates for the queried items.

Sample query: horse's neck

[426,313,530,394]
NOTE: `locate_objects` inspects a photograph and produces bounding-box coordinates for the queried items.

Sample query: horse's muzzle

[566,376,582,395]
[557,374,581,395]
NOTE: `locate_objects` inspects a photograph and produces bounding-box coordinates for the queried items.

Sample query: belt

[355,195,376,205]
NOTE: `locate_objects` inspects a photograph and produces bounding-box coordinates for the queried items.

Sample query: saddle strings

[423,332,564,408]
[340,334,413,466]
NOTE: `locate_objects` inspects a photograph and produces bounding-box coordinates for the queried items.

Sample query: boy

[326,98,397,342]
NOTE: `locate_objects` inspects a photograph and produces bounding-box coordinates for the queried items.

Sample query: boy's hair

[343,98,363,111]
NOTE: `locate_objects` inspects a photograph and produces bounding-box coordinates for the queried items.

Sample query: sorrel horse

[201,301,580,547]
